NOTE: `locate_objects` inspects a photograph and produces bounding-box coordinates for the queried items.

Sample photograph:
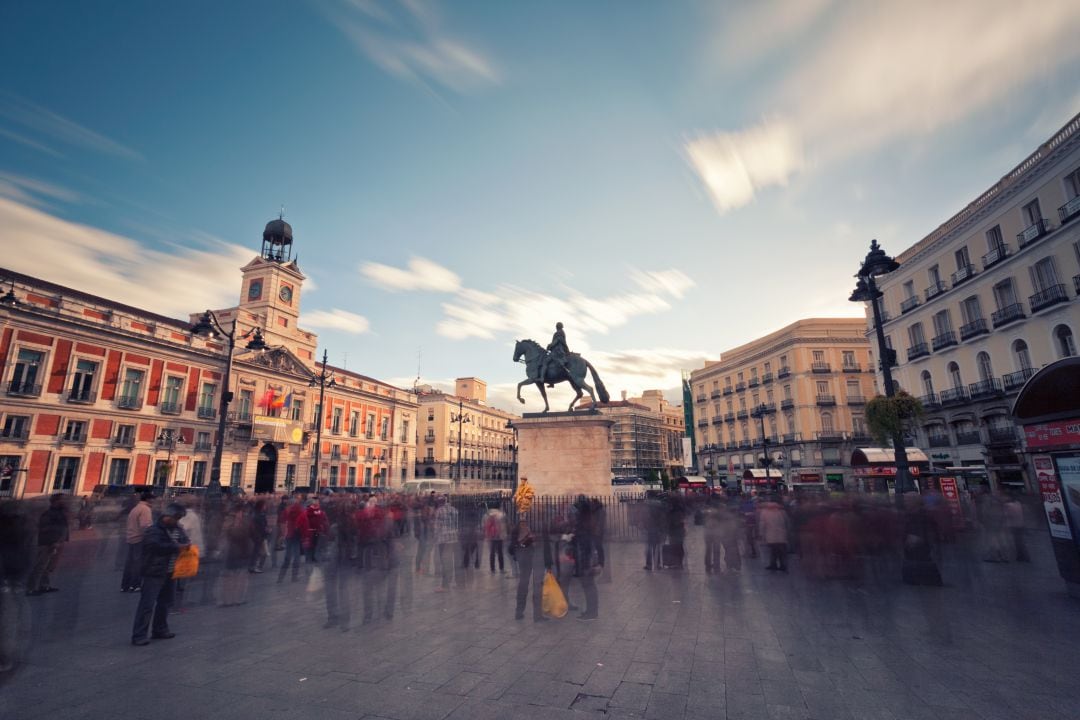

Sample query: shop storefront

[850,447,930,493]
[1012,357,1080,599]
[742,468,784,494]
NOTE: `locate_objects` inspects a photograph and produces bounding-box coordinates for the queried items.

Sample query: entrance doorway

[255,444,278,493]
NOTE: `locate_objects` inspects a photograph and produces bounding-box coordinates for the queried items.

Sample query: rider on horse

[539,322,570,387]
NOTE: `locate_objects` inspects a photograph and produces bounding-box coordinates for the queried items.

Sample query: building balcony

[959,318,989,341]
[194,441,213,452]
[982,244,1010,269]
[907,342,930,362]
[330,451,343,460]
[696,395,706,403]
[696,419,708,428]
[748,377,760,388]
[988,426,1018,445]
[228,410,252,423]
[777,366,791,379]
[738,440,753,450]
[1003,367,1036,392]
[1017,218,1049,247]
[710,390,722,399]
[66,389,96,404]
[851,432,872,444]
[736,409,748,420]
[920,392,940,410]
[968,378,1004,400]
[939,387,969,406]
[901,296,921,314]
[423,434,436,442]
[116,395,143,410]
[1060,196,1080,224]
[726,441,739,450]
[724,412,735,422]
[0,427,30,443]
[810,362,831,373]
[931,331,958,351]
[735,382,746,392]
[159,401,182,415]
[722,386,733,396]
[112,435,136,449]
[780,433,799,444]
[815,394,836,406]
[761,402,776,413]
[58,431,88,446]
[761,372,774,384]
[927,434,951,448]
[991,303,1026,328]
[816,432,845,442]
[196,406,216,420]
[924,280,948,301]
[955,430,982,445]
[847,394,866,405]
[780,398,794,410]
[1030,284,1069,313]
[950,264,977,287]
[842,363,861,373]
[711,417,723,426]
[6,381,41,398]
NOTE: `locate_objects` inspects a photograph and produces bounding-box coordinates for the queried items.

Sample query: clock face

[248,280,262,300]
[279,285,293,303]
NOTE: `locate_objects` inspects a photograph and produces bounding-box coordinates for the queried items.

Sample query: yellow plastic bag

[172,545,200,579]
[541,570,568,618]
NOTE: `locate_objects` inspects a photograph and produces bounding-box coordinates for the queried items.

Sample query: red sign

[853,465,921,477]
[796,473,822,483]
[938,476,962,523]
[1023,420,1080,449]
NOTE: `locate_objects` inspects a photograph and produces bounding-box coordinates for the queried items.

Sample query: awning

[851,447,930,465]
[742,468,783,479]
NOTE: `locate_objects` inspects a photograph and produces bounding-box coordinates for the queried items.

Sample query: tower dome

[261,215,293,262]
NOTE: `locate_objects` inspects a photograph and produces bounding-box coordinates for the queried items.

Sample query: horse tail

[586,361,610,403]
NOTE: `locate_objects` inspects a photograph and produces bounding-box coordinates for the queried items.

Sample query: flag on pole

[258,389,275,409]
[271,391,287,409]
[281,392,292,410]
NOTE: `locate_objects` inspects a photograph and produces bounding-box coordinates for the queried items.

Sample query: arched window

[1013,339,1032,370]
[821,412,834,433]
[948,362,962,389]
[976,352,994,381]
[921,370,934,396]
[1054,325,1076,358]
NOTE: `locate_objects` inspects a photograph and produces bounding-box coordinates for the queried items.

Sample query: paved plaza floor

[4,526,1080,720]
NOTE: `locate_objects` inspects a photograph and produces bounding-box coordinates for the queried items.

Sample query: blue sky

[2,0,1079,412]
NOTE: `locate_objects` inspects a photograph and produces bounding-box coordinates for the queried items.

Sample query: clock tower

[237,216,316,361]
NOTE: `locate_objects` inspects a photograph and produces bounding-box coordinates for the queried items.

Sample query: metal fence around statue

[447,493,646,541]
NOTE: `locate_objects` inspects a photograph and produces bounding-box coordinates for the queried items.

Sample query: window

[853,414,866,437]
[191,461,207,487]
[784,413,795,433]
[163,376,183,407]
[153,460,171,487]
[955,246,971,270]
[764,362,771,373]
[120,368,145,405]
[986,225,1005,252]
[70,359,98,401]
[1054,325,1076,358]
[903,280,916,299]
[750,368,758,380]
[107,457,130,486]
[1031,257,1060,292]
[366,413,375,438]
[842,351,855,368]
[928,265,941,285]
[400,420,410,444]
[380,417,389,440]
[199,383,216,411]
[350,411,360,436]
[364,467,373,485]
[908,323,926,345]
[961,296,983,324]
[10,349,45,394]
[779,355,788,367]
[947,362,962,389]
[0,456,18,495]
[347,466,356,486]
[62,420,86,442]
[846,379,860,395]
[812,350,824,362]
[427,409,434,421]
[1013,340,1032,370]
[932,310,952,336]
[751,393,759,406]
[736,372,744,382]
[54,457,80,491]
[816,381,829,395]
[285,464,296,488]
[329,466,339,487]
[783,385,791,400]
[1022,198,1043,226]
[195,431,211,450]
[976,352,994,381]
[237,389,253,419]
[921,371,934,396]
[821,413,834,433]
[114,424,135,446]
[225,462,242,487]
[1066,167,1080,199]
[332,407,343,434]
[290,400,303,422]
[993,279,1018,309]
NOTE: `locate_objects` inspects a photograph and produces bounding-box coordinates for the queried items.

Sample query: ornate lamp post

[452,400,471,484]
[751,403,776,493]
[849,239,910,497]
[0,277,19,307]
[308,349,336,493]
[155,428,187,487]
[189,310,266,494]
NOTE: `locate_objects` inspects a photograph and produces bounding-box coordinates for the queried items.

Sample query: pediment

[236,346,313,378]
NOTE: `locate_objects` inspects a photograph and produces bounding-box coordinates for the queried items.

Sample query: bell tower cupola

[261,213,294,263]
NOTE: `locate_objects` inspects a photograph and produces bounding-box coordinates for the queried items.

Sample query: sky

[1,0,1079,413]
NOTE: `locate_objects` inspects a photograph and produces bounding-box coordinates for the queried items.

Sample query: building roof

[696,317,869,373]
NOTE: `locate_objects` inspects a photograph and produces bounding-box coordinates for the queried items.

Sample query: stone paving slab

[3,526,1080,720]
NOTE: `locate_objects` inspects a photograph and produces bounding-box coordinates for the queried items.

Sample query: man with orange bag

[131,504,190,646]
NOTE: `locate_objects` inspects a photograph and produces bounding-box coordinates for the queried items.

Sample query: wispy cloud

[0,172,82,209]
[361,256,462,292]
[0,195,252,318]
[689,0,1080,214]
[326,0,500,94]
[304,308,371,334]
[0,93,142,160]
[0,126,64,158]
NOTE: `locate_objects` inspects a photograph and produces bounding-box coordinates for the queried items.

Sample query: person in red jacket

[276,496,309,582]
[305,498,329,562]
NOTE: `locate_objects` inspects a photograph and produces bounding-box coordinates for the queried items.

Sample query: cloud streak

[0,93,142,160]
[304,308,371,334]
[361,256,462,292]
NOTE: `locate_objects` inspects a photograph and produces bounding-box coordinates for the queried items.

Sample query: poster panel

[938,476,963,524]
[1052,454,1080,543]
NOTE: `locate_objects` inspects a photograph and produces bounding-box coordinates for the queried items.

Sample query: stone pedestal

[512,412,613,496]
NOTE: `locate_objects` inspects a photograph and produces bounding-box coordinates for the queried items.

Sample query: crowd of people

[0,482,1039,667]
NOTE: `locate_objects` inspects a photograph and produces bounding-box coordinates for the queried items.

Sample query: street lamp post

[189,310,266,495]
[155,428,187,487]
[849,239,911,499]
[451,400,471,485]
[751,403,776,493]
[308,349,336,494]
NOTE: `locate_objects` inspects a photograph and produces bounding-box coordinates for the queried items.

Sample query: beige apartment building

[866,112,1080,492]
[690,319,875,491]
[414,378,517,487]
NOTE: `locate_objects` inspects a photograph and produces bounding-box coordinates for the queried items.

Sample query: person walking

[26,494,69,596]
[758,497,790,572]
[277,496,309,583]
[571,496,601,620]
[433,496,458,592]
[1004,493,1030,562]
[174,499,203,610]
[484,503,507,573]
[121,490,154,592]
[643,491,664,571]
[460,502,481,570]
[220,504,252,607]
[131,504,190,646]
[323,502,354,631]
[305,498,329,563]
[249,500,270,573]
[508,517,547,622]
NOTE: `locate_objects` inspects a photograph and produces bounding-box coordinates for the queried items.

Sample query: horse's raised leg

[516,379,531,404]
[537,382,550,413]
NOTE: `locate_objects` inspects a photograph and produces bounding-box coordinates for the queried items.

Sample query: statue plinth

[511,412,613,496]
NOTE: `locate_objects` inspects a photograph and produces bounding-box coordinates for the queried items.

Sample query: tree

[866,391,924,448]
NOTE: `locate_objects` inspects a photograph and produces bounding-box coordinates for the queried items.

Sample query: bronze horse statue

[513,339,611,412]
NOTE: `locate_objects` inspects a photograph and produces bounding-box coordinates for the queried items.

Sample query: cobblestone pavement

[4,525,1080,720]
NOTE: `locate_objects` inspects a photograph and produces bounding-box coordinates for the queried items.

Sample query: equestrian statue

[514,322,611,412]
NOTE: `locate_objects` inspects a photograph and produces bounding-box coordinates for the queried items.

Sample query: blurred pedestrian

[433,496,458,592]
[643,491,663,571]
[508,517,546,622]
[27,494,69,596]
[121,490,154,592]
[174,499,203,610]
[323,503,354,631]
[978,489,1009,562]
[0,500,34,674]
[305,498,329,563]
[220,504,252,606]
[131,503,189,646]
[758,497,789,572]
[571,495,601,620]
[1004,493,1029,562]
[484,503,507,574]
[460,502,481,570]
[277,496,309,582]
[249,499,270,573]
